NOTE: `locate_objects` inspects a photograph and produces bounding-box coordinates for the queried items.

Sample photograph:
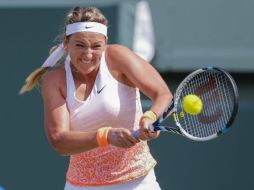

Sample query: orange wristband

[141,110,157,122]
[96,127,112,147]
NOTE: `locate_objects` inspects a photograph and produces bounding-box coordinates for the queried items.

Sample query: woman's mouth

[80,60,91,64]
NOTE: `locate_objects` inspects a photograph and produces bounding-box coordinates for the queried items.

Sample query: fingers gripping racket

[133,66,239,141]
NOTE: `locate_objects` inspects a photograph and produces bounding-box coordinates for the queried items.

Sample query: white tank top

[64,52,156,186]
[65,52,141,132]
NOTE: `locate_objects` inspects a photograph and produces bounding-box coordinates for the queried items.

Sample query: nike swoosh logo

[97,85,107,94]
[85,26,94,29]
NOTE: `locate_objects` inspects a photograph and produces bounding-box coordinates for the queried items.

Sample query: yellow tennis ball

[182,94,203,115]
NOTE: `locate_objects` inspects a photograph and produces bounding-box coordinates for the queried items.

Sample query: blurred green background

[0,0,253,189]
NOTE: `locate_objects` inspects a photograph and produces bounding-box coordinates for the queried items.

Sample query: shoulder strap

[64,56,76,107]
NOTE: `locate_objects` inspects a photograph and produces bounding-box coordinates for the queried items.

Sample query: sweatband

[141,111,157,122]
[96,127,112,147]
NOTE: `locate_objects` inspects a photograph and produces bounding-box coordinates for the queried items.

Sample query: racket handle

[132,125,155,139]
[132,130,140,139]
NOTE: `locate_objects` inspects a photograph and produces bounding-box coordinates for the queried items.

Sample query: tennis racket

[133,66,239,141]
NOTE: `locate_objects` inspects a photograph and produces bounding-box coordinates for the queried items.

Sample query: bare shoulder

[42,65,66,98]
[42,66,65,86]
[105,44,144,87]
[105,44,138,70]
[106,44,133,63]
[106,44,129,53]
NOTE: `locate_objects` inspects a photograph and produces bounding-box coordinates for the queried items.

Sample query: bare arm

[106,45,173,139]
[42,70,99,155]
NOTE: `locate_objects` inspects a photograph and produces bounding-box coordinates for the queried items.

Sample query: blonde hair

[19,6,108,94]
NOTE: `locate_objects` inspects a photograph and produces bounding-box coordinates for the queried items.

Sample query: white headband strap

[41,44,65,68]
[41,22,107,68]
[66,22,107,37]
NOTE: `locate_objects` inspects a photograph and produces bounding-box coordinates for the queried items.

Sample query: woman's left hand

[138,117,160,141]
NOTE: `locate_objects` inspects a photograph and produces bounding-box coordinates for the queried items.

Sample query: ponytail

[19,45,61,94]
[19,67,48,94]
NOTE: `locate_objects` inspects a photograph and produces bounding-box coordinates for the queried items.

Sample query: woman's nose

[83,48,93,59]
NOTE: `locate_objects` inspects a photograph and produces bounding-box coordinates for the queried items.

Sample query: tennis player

[20,6,172,190]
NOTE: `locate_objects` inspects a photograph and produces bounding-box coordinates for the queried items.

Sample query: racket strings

[181,72,213,137]
[217,75,234,127]
[210,73,231,134]
[176,70,235,138]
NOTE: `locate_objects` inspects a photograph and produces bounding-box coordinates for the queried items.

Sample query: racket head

[173,67,239,141]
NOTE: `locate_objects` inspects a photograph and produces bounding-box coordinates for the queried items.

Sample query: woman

[20,6,172,190]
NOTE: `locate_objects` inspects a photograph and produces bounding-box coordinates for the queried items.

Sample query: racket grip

[132,125,155,139]
[132,130,140,139]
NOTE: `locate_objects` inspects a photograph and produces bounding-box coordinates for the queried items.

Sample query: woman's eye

[75,43,102,50]
[76,44,84,47]
[92,45,102,49]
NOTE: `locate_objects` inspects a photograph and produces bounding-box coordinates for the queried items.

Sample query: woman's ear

[103,37,108,51]
[63,36,68,51]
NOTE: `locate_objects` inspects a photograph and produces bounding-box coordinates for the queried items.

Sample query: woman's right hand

[108,128,140,148]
